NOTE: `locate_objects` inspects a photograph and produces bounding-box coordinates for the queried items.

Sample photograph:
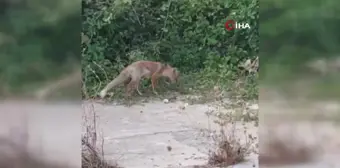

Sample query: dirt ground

[0,91,339,168]
[82,98,259,168]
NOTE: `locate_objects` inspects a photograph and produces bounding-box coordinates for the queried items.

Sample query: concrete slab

[84,100,259,168]
[1,97,337,168]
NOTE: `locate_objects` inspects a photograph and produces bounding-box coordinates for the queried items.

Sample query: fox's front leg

[151,74,159,95]
[135,79,143,96]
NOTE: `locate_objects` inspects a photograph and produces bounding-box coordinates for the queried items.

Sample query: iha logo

[225,20,250,31]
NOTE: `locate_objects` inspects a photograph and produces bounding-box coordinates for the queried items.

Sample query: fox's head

[162,64,180,83]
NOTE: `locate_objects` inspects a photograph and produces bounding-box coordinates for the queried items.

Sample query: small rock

[178,102,188,110]
[167,146,172,151]
[163,99,169,103]
[207,106,215,113]
[179,105,185,110]
[249,104,259,110]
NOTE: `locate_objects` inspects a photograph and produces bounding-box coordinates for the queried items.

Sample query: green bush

[82,0,259,99]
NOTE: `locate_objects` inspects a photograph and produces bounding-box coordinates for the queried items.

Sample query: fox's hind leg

[126,81,136,97]
[135,80,142,96]
[126,78,142,96]
[123,77,131,94]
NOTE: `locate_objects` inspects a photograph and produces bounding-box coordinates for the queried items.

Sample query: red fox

[99,61,179,98]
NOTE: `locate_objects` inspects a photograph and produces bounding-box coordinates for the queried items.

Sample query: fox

[99,60,180,98]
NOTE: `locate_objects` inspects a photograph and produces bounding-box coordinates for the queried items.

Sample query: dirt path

[83,99,259,168]
[1,94,338,168]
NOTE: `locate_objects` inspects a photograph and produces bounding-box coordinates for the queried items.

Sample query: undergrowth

[82,0,259,101]
[82,101,121,168]
[207,122,256,167]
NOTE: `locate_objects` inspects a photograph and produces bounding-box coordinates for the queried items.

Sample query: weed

[82,101,121,168]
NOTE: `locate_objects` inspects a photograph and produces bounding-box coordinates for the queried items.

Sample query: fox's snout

[173,71,180,83]
[163,66,179,83]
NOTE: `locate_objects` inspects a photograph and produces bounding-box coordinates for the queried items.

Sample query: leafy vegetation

[1,0,259,100]
[82,0,259,100]
[1,0,338,100]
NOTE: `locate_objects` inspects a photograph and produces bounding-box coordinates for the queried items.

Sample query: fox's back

[135,61,162,72]
[125,61,162,78]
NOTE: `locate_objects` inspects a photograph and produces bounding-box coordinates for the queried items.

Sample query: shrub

[82,0,259,98]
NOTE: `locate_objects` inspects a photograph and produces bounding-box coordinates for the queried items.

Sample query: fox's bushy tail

[99,72,129,98]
